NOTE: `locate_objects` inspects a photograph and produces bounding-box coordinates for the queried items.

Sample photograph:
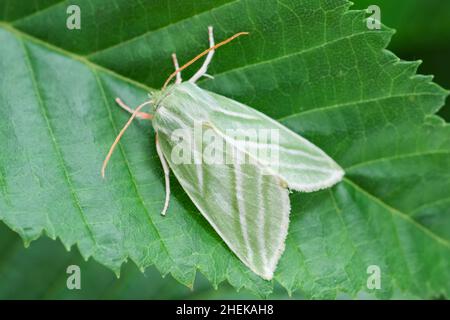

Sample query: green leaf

[352,0,450,122]
[0,0,449,298]
[0,222,297,299]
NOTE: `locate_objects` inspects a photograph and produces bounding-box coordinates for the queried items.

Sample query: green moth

[102,27,344,280]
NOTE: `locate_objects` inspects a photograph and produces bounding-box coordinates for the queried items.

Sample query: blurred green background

[354,0,450,120]
[0,0,449,299]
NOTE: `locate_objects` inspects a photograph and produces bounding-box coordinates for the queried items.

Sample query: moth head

[147,92,160,111]
[151,85,177,110]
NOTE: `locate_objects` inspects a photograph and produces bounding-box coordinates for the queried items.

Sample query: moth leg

[115,98,153,120]
[155,133,171,216]
[189,26,215,83]
[172,53,182,84]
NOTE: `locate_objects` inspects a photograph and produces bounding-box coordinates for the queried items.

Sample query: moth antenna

[162,30,249,90]
[101,100,153,178]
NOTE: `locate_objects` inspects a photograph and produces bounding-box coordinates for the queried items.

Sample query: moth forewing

[172,83,345,191]
[154,101,291,280]
[152,82,344,278]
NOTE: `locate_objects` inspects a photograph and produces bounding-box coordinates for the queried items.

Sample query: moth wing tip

[261,271,274,281]
[335,166,346,184]
[336,166,345,179]
[256,265,276,281]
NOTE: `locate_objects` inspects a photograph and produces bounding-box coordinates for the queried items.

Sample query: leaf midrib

[10,0,241,58]
[0,21,156,94]
[1,20,448,269]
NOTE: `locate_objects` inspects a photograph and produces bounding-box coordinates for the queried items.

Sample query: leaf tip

[23,240,31,248]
